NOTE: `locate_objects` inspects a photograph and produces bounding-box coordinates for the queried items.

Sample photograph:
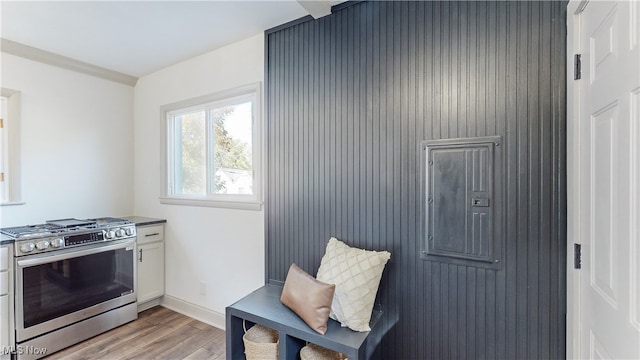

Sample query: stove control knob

[115,229,126,237]
[125,227,134,236]
[20,243,35,253]
[36,240,50,250]
[51,238,64,248]
[106,230,115,239]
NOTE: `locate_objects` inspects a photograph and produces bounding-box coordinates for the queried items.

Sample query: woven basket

[243,322,279,360]
[300,343,348,360]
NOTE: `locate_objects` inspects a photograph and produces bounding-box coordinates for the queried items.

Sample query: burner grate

[46,218,97,228]
[0,224,60,237]
[90,217,133,227]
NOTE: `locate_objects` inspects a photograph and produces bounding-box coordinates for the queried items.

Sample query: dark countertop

[1,233,13,245]
[122,216,167,227]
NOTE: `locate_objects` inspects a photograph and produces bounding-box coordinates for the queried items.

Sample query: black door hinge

[574,243,582,269]
[574,54,582,80]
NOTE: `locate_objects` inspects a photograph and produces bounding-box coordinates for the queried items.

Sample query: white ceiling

[1,1,342,78]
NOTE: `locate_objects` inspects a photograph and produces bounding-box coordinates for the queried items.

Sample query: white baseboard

[160,295,226,331]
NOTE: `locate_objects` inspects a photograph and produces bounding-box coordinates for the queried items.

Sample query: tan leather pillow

[280,263,336,335]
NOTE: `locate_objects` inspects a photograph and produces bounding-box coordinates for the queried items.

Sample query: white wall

[0,53,134,226]
[133,34,265,326]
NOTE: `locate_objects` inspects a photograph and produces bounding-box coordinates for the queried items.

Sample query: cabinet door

[1,245,12,353]
[0,246,8,271]
[0,294,8,348]
[137,242,164,304]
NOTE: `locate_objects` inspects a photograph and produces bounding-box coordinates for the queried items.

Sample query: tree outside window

[161,83,261,209]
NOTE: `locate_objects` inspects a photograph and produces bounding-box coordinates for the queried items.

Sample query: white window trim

[159,83,262,210]
[0,88,24,206]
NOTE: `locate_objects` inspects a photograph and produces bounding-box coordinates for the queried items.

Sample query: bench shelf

[226,284,385,360]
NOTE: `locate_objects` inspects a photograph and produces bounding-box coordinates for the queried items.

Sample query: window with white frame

[0,96,7,202]
[160,83,261,209]
[0,88,23,206]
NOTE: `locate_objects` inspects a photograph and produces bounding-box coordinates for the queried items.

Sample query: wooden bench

[226,284,390,360]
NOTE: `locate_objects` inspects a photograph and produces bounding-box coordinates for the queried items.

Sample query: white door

[569,0,640,358]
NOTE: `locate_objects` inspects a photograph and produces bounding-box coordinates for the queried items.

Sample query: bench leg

[226,315,248,360]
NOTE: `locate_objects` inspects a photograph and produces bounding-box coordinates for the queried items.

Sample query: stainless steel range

[1,217,138,359]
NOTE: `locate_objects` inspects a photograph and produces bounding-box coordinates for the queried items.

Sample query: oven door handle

[17,239,136,267]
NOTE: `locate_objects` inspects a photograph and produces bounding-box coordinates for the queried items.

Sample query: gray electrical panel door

[421,136,503,269]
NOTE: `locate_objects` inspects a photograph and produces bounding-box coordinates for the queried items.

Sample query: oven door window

[21,246,134,328]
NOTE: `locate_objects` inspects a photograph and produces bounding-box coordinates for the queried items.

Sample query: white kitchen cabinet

[136,225,165,307]
[1,245,13,359]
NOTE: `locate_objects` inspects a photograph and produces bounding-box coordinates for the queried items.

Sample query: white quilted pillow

[316,237,391,332]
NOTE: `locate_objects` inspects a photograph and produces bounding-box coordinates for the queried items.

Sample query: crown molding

[296,1,332,19]
[1,38,138,87]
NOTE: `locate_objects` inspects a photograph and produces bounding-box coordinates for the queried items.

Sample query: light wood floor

[44,306,226,360]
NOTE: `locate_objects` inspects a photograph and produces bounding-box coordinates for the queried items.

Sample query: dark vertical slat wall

[265,1,567,359]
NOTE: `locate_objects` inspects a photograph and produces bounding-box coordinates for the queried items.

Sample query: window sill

[0,201,25,206]
[159,197,262,211]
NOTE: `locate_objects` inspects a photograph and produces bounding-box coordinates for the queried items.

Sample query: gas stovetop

[1,217,137,256]
[1,217,132,239]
